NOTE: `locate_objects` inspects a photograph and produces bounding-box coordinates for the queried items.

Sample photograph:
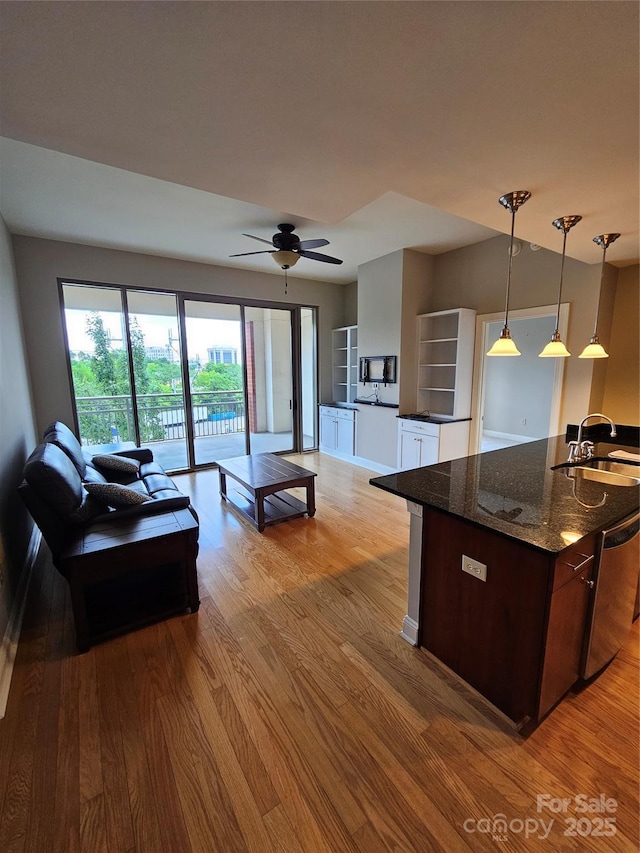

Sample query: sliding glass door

[61,282,318,470]
[126,290,188,470]
[61,284,189,469]
[300,307,317,450]
[183,300,246,466]
[62,284,136,446]
[244,306,294,456]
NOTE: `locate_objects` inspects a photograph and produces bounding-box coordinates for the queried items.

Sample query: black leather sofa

[19,422,200,650]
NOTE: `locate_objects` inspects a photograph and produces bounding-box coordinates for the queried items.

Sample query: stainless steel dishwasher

[581,510,640,679]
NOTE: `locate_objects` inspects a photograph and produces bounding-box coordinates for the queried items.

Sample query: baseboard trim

[483,429,537,444]
[399,615,419,646]
[0,527,41,719]
[319,449,396,476]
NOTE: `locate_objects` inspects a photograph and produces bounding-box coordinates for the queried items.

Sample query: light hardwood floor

[1,452,638,852]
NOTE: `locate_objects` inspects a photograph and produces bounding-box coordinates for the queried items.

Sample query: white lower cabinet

[398,426,438,469]
[397,418,470,471]
[319,406,355,456]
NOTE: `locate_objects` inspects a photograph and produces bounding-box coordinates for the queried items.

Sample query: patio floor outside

[89,430,312,472]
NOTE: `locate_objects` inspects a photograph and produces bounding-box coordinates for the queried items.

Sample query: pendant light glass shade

[579,341,609,358]
[578,233,620,359]
[487,190,531,357]
[539,215,581,358]
[487,327,521,356]
[539,335,571,358]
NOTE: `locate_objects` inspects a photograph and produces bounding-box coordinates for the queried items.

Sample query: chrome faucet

[567,413,617,463]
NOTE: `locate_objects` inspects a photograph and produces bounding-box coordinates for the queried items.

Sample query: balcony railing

[75,392,245,446]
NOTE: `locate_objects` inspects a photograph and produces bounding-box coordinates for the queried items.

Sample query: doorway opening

[470,304,569,454]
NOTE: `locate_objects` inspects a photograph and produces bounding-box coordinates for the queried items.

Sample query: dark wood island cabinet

[371,434,639,728]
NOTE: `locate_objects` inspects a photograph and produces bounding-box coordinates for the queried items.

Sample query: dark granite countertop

[370,435,640,555]
[319,401,359,410]
[398,413,472,425]
[353,399,399,408]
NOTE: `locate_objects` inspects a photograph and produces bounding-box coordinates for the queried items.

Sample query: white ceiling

[0,2,638,285]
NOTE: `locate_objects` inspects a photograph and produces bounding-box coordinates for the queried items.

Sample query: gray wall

[0,218,38,642]
[356,251,404,467]
[12,236,347,437]
[355,249,434,469]
[343,281,358,327]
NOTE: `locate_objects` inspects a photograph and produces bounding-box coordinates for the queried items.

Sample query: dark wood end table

[217,453,317,532]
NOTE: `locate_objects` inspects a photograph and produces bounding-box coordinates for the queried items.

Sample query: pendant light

[487,190,531,356]
[579,233,620,358]
[539,215,581,357]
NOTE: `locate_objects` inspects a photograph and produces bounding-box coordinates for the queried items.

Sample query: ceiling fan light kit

[271,250,300,269]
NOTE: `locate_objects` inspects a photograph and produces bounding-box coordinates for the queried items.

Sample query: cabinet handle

[582,578,595,588]
[569,554,594,573]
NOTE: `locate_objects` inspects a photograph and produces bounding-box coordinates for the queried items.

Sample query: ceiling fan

[229,223,343,269]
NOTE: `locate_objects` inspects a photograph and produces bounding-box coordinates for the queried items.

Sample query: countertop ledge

[370,435,640,555]
[353,399,399,408]
[398,413,472,425]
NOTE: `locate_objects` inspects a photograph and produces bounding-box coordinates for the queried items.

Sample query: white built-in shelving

[416,309,476,419]
[332,325,358,404]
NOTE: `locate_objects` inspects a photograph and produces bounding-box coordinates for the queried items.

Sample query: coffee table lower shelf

[223,486,310,530]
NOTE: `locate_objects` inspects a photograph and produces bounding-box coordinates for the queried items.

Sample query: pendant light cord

[504,207,517,329]
[555,229,567,333]
[592,244,607,338]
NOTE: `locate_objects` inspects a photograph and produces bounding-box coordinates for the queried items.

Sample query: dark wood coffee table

[217,453,316,532]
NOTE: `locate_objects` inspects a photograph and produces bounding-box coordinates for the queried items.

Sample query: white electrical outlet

[462,555,487,582]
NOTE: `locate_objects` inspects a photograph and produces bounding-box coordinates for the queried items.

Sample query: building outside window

[207,346,238,365]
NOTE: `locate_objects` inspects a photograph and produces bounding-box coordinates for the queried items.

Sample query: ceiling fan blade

[298,249,343,265]
[242,233,274,246]
[296,238,329,250]
[229,250,275,257]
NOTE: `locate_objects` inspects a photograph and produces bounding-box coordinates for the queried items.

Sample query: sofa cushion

[142,472,181,496]
[82,465,108,485]
[44,421,87,478]
[24,442,100,523]
[85,482,152,507]
[92,454,141,475]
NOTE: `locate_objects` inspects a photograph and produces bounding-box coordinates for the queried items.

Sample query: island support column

[400,500,423,645]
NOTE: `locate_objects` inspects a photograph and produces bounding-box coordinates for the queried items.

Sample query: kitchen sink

[587,459,640,477]
[553,458,640,487]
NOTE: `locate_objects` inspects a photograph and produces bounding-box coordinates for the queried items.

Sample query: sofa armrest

[112,448,154,464]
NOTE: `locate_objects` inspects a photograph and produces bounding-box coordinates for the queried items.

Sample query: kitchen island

[370,434,640,728]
